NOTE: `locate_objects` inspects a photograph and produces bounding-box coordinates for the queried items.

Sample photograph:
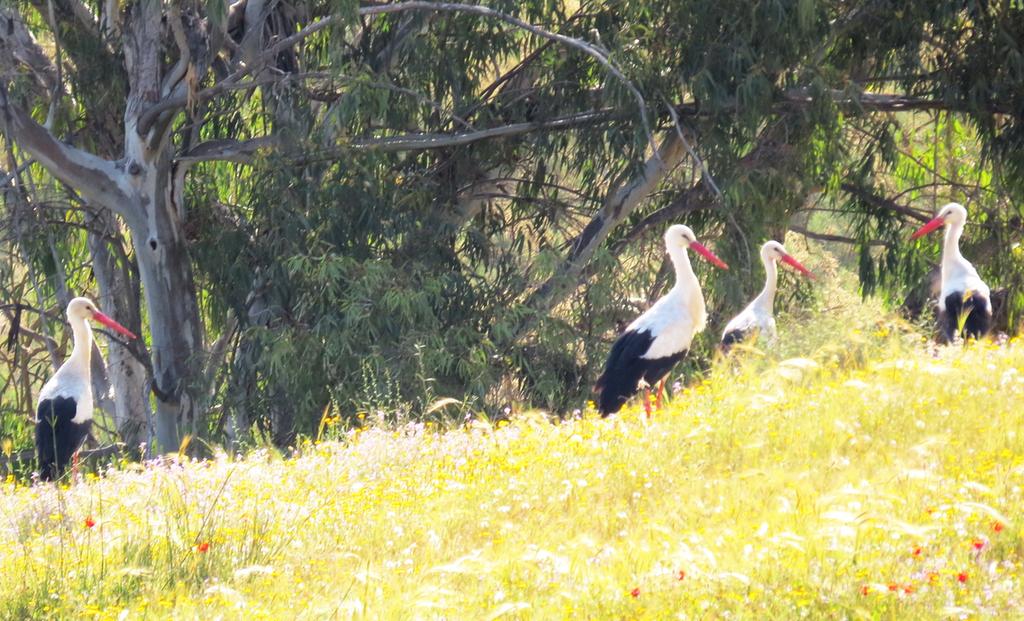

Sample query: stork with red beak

[35,297,137,482]
[595,224,728,417]
[721,240,813,351]
[910,202,992,342]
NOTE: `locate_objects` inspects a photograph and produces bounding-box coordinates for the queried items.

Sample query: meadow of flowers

[2,307,1023,618]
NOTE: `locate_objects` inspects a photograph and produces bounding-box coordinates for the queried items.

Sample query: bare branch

[609,186,715,257]
[43,0,64,130]
[176,135,281,164]
[357,2,656,153]
[241,0,268,65]
[162,4,191,98]
[340,109,618,153]
[0,6,57,92]
[144,2,654,146]
[138,71,302,136]
[783,88,1015,116]
[0,157,36,186]
[383,89,1017,156]
[789,225,890,247]
[0,85,133,219]
[100,0,120,40]
[314,78,475,130]
[183,83,992,162]
[663,96,721,199]
[839,182,932,223]
[61,0,100,39]
[522,131,686,320]
[3,320,59,351]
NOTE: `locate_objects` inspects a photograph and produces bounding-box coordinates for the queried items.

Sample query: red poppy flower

[196,541,210,553]
[912,546,922,557]
[993,521,1005,533]
[630,587,640,598]
[84,517,95,529]
[972,538,985,550]
[887,583,899,592]
[860,585,870,596]
[902,584,915,594]
[957,572,968,583]
[677,570,686,581]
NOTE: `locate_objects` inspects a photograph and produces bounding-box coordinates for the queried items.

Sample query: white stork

[720,240,813,351]
[910,202,992,342]
[36,297,136,482]
[595,224,728,417]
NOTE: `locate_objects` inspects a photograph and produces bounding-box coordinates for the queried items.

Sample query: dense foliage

[2,1,1024,455]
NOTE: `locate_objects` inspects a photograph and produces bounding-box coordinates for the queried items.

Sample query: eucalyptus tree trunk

[119,3,204,451]
[86,210,153,452]
[0,2,204,453]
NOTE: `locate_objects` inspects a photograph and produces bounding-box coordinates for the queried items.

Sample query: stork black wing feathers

[596,329,656,416]
[720,328,747,352]
[35,397,90,482]
[940,291,992,343]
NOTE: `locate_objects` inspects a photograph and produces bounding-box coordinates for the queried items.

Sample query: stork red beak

[910,216,945,240]
[780,254,814,279]
[91,311,138,339]
[689,242,729,270]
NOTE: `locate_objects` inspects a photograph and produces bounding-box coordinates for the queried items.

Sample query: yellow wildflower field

[2,328,1023,619]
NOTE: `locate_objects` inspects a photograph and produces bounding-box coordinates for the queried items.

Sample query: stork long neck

[669,246,700,293]
[67,316,93,376]
[942,219,966,271]
[752,255,778,313]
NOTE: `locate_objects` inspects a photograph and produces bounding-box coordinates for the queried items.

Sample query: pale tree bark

[523,131,686,319]
[0,2,205,453]
[86,209,152,452]
[4,2,154,453]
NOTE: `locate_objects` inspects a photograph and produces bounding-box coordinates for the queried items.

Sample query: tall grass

[1,300,1022,618]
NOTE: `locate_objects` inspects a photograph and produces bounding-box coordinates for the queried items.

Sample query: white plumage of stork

[720,240,813,351]
[35,297,136,482]
[595,224,728,417]
[910,202,992,342]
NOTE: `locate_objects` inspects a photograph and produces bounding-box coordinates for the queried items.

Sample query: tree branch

[839,182,932,223]
[521,131,686,321]
[783,88,1015,116]
[356,2,656,153]
[213,83,996,160]
[609,185,716,257]
[0,85,133,219]
[138,72,308,136]
[0,6,58,93]
[60,0,100,40]
[663,96,721,199]
[161,4,191,98]
[347,108,618,152]
[144,2,654,147]
[788,225,889,247]
[176,135,281,164]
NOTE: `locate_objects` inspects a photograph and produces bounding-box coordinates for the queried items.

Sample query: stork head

[910,202,968,240]
[67,297,137,339]
[761,240,814,278]
[665,224,728,269]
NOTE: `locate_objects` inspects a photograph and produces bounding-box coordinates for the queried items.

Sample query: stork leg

[643,388,652,418]
[71,451,80,482]
[655,378,666,411]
